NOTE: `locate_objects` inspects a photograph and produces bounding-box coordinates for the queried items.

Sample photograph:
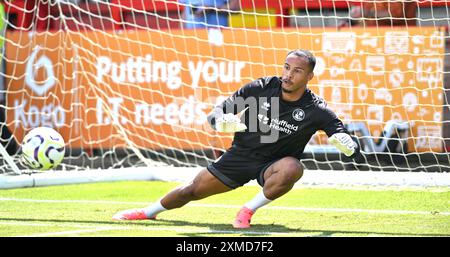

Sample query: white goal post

[0,0,449,188]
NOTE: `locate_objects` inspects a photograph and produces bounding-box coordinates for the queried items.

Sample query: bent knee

[178,184,204,201]
[279,157,304,182]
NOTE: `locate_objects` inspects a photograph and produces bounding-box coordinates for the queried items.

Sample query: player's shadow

[2,217,449,237]
[0,216,292,236]
[155,218,296,237]
[114,216,450,237]
[133,218,450,237]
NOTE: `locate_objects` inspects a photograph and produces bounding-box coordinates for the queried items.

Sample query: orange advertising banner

[5,27,445,152]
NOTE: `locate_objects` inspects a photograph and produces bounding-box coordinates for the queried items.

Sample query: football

[20,127,65,171]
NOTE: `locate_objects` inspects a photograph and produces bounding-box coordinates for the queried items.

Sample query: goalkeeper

[113,49,360,228]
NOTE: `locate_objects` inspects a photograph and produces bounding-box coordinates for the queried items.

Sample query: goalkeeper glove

[329,133,357,157]
[215,113,247,133]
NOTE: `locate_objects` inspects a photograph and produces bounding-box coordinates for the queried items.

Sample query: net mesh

[0,0,449,175]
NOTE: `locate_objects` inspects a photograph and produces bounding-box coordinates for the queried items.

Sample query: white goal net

[0,0,449,187]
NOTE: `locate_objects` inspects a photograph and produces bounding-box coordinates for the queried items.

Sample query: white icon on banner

[434,112,441,122]
[322,32,356,55]
[319,80,353,120]
[389,69,404,88]
[416,58,442,88]
[384,31,409,54]
[403,92,418,112]
[430,31,444,48]
[367,105,384,125]
[25,46,56,96]
[366,56,385,75]
[329,66,346,77]
[349,59,362,71]
[362,37,377,48]
[418,107,429,117]
[208,29,224,46]
[374,88,393,103]
[391,112,403,121]
[357,83,368,101]
[412,35,425,45]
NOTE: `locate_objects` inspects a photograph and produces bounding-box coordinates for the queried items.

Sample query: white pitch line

[0,197,138,205]
[18,227,117,237]
[189,203,450,216]
[0,221,105,229]
[0,197,449,216]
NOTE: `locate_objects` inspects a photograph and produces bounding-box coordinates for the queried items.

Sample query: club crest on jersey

[292,108,305,121]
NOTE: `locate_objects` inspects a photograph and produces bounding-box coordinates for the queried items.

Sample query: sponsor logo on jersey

[258,114,270,124]
[261,102,270,111]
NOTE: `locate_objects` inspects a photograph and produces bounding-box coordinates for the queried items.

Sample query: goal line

[1,166,449,189]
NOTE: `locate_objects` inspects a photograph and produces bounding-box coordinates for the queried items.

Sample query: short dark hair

[286,49,316,72]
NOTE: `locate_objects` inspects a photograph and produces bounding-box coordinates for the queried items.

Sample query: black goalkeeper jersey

[210,76,356,161]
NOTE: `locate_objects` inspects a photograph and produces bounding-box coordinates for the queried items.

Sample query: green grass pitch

[0,181,449,237]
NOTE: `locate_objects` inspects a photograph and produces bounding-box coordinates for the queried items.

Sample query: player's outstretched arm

[328,132,360,158]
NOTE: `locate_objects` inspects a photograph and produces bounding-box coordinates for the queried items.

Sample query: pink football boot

[112,209,156,221]
[233,207,254,229]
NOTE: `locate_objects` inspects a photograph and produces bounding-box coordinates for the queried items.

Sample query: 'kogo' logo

[25,46,56,95]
